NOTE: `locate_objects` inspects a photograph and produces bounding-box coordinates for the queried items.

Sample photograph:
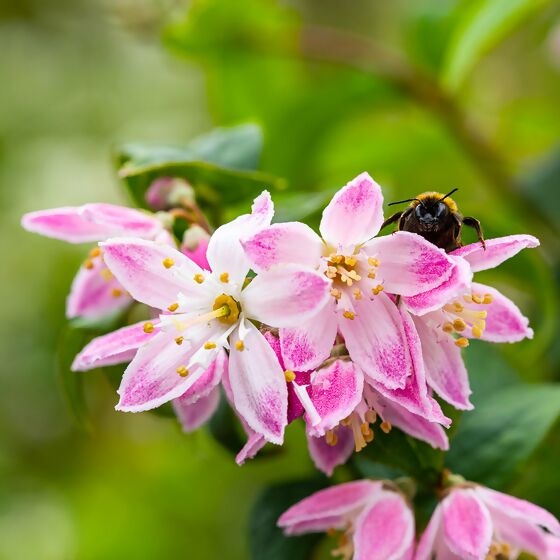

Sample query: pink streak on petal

[80,203,161,238]
[442,489,493,560]
[452,234,540,272]
[319,172,384,246]
[71,321,156,371]
[306,428,354,477]
[177,350,227,405]
[241,222,322,272]
[172,386,220,432]
[353,491,415,560]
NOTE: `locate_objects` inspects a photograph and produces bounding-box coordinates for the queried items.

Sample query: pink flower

[72,192,331,444]
[278,480,415,560]
[402,235,539,410]
[22,203,167,319]
[236,333,449,476]
[242,172,459,423]
[416,484,560,560]
[181,224,211,270]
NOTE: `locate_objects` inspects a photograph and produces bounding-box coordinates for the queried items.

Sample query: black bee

[381,188,485,253]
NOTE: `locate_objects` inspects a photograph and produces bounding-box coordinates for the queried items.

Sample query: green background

[1,0,559,558]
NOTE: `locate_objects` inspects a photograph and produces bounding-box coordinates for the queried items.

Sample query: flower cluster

[23,172,553,559]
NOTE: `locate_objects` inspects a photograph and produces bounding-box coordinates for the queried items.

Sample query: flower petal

[442,489,493,560]
[280,300,338,371]
[241,222,323,272]
[307,360,364,436]
[413,315,473,410]
[176,350,227,405]
[228,322,288,444]
[402,256,473,316]
[365,231,456,297]
[415,506,443,560]
[206,191,274,286]
[338,292,411,390]
[452,234,540,272]
[306,428,354,477]
[467,282,533,343]
[353,490,415,560]
[80,203,161,238]
[476,487,560,536]
[101,238,209,310]
[172,386,220,432]
[319,172,384,247]
[181,225,211,270]
[242,265,331,328]
[236,431,267,465]
[66,261,132,319]
[278,480,381,534]
[72,321,156,371]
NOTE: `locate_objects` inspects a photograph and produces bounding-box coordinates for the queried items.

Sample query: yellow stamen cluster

[338,410,380,452]
[330,530,353,560]
[162,257,174,269]
[212,294,240,325]
[441,292,493,345]
[176,365,189,377]
[326,254,362,287]
[284,370,295,383]
[84,247,103,270]
[143,322,154,334]
[486,542,511,560]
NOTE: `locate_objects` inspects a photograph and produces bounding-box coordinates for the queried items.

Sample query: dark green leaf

[206,389,246,455]
[249,479,327,560]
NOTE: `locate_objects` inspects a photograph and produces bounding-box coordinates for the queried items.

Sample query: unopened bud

[181,225,210,269]
[145,177,195,211]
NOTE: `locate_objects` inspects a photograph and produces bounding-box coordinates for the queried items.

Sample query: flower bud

[145,177,195,211]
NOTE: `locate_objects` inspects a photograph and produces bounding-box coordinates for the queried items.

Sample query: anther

[455,337,469,348]
[368,270,376,279]
[483,293,493,304]
[360,422,371,436]
[380,420,392,434]
[111,288,122,297]
[344,256,357,267]
[472,293,483,304]
[327,528,337,538]
[325,430,338,446]
[343,310,355,320]
[100,269,113,281]
[176,365,189,377]
[90,247,101,258]
[371,284,384,296]
[463,295,473,303]
[442,322,454,333]
[204,341,216,350]
[167,302,179,312]
[365,410,377,423]
[471,326,483,338]
[453,302,464,312]
[330,288,342,300]
[235,340,245,351]
[175,336,184,345]
[284,370,295,383]
[368,257,379,267]
[353,289,362,300]
[162,257,174,269]
[143,322,154,334]
[84,259,94,270]
[364,430,374,443]
[193,273,205,284]
[220,272,229,283]
[453,319,466,332]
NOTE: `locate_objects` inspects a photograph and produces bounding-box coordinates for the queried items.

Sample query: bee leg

[381,212,403,232]
[463,217,486,249]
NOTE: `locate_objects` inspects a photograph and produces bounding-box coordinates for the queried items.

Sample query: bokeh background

[1,0,559,558]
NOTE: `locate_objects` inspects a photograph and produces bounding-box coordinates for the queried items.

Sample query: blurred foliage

[2,0,560,559]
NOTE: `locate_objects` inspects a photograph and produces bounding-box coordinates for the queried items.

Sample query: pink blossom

[416,484,560,560]
[278,480,415,560]
[72,192,330,444]
[242,173,459,423]
[22,203,167,319]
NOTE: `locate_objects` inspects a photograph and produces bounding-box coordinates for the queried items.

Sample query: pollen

[219,272,229,283]
[284,370,295,383]
[143,322,155,334]
[483,293,493,304]
[325,430,338,447]
[380,420,392,434]
[344,256,357,267]
[167,302,179,312]
[204,341,216,350]
[365,409,377,423]
[90,247,101,258]
[371,284,384,296]
[193,273,205,284]
[343,310,355,320]
[353,289,362,300]
[111,288,122,297]
[162,257,174,269]
[367,270,376,279]
[100,268,113,281]
[84,259,94,270]
[453,302,464,312]
[455,337,469,348]
[176,365,189,377]
[471,326,483,338]
[212,294,240,325]
[368,257,379,267]
[453,319,466,331]
[472,293,483,304]
[330,288,342,300]
[235,340,245,351]
[443,322,454,333]
[175,336,184,345]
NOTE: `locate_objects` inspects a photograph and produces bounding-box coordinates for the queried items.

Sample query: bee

[381,188,485,253]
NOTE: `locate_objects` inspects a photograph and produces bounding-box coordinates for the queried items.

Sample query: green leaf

[206,390,246,455]
[116,124,285,210]
[57,325,92,432]
[445,383,560,488]
[249,479,327,560]
[441,0,550,91]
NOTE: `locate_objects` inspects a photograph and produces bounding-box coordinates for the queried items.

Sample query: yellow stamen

[463,294,473,303]
[167,302,179,312]
[235,340,245,351]
[327,527,337,538]
[360,422,371,436]
[176,365,189,377]
[368,257,379,267]
[453,302,464,312]
[371,284,384,296]
[111,288,122,297]
[100,268,113,281]
[175,336,184,345]
[365,409,377,423]
[284,370,295,383]
[471,326,483,338]
[330,255,343,264]
[90,247,101,258]
[380,420,392,434]
[483,293,493,304]
[368,270,376,279]
[330,288,342,300]
[220,272,229,283]
[143,322,154,334]
[343,310,355,320]
[344,256,357,267]
[353,289,362,300]
[453,319,467,332]
[472,293,483,304]
[325,430,338,446]
[212,294,240,325]
[193,273,205,284]
[84,259,94,270]
[364,430,374,443]
[442,322,454,333]
[455,337,469,348]
[162,257,174,269]
[204,341,216,350]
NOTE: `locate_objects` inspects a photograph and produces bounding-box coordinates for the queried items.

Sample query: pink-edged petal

[415,505,443,560]
[371,392,449,450]
[206,191,273,286]
[241,222,323,272]
[476,487,560,536]
[72,321,156,371]
[339,292,411,390]
[101,238,207,310]
[353,490,415,560]
[242,265,331,328]
[442,489,492,560]
[365,231,456,297]
[236,431,267,465]
[402,256,473,316]
[369,307,450,426]
[307,359,364,436]
[66,261,132,319]
[176,350,227,405]
[172,386,220,432]
[80,203,161,238]
[278,480,381,534]
[452,234,540,272]
[228,322,287,444]
[319,172,384,247]
[413,316,473,410]
[181,225,211,270]
[280,300,338,371]
[467,282,533,343]
[306,428,354,477]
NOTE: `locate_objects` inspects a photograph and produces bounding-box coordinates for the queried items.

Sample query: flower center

[212,294,240,325]
[325,254,362,287]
